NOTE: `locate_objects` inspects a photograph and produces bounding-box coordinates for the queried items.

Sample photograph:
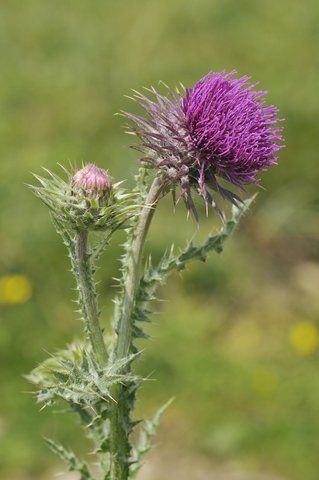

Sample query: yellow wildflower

[0,274,32,305]
[289,321,319,356]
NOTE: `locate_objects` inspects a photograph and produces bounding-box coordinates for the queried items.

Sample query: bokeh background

[1,1,319,479]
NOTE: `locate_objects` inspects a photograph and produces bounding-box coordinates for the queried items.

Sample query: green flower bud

[31,164,137,233]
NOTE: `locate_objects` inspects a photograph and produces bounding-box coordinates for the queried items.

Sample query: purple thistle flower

[72,164,112,198]
[123,71,284,217]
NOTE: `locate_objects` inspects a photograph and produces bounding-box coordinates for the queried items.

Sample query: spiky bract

[31,165,137,232]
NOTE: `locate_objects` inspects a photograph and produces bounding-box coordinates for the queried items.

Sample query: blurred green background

[1,1,319,479]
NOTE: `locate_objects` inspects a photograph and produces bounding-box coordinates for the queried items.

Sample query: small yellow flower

[0,274,32,305]
[289,321,319,356]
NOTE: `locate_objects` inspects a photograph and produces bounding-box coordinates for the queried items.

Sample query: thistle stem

[75,230,108,368]
[115,175,164,360]
[110,175,164,480]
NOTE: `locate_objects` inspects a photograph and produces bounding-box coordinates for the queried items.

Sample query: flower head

[123,71,284,217]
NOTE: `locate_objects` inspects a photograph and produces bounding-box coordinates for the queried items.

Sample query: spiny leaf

[130,398,174,477]
[45,438,93,480]
[28,346,143,412]
[132,196,254,327]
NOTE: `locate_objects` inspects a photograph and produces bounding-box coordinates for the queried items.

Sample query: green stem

[75,230,108,368]
[115,175,164,360]
[110,175,164,480]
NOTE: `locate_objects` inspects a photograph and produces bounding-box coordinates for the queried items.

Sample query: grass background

[0,1,319,479]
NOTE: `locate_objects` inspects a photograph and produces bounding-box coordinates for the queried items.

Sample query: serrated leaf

[45,438,93,480]
[130,398,174,477]
[131,195,254,328]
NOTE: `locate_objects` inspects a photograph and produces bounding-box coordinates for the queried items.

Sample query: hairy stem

[115,175,164,359]
[75,230,108,368]
[110,175,164,480]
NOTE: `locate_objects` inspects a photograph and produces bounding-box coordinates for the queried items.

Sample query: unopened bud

[72,164,111,199]
[32,163,136,233]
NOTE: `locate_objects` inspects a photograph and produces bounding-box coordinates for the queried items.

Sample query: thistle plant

[29,70,284,480]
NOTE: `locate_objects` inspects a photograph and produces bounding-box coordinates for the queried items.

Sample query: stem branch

[115,175,164,360]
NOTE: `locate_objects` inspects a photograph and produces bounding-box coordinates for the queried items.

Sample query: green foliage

[28,166,147,479]
[133,198,253,334]
[45,438,92,480]
[28,345,140,412]
[27,157,250,479]
[130,398,174,477]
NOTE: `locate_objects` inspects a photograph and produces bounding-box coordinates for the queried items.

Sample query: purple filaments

[182,71,283,189]
[124,70,284,215]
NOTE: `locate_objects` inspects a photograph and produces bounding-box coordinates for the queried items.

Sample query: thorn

[41,347,55,358]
